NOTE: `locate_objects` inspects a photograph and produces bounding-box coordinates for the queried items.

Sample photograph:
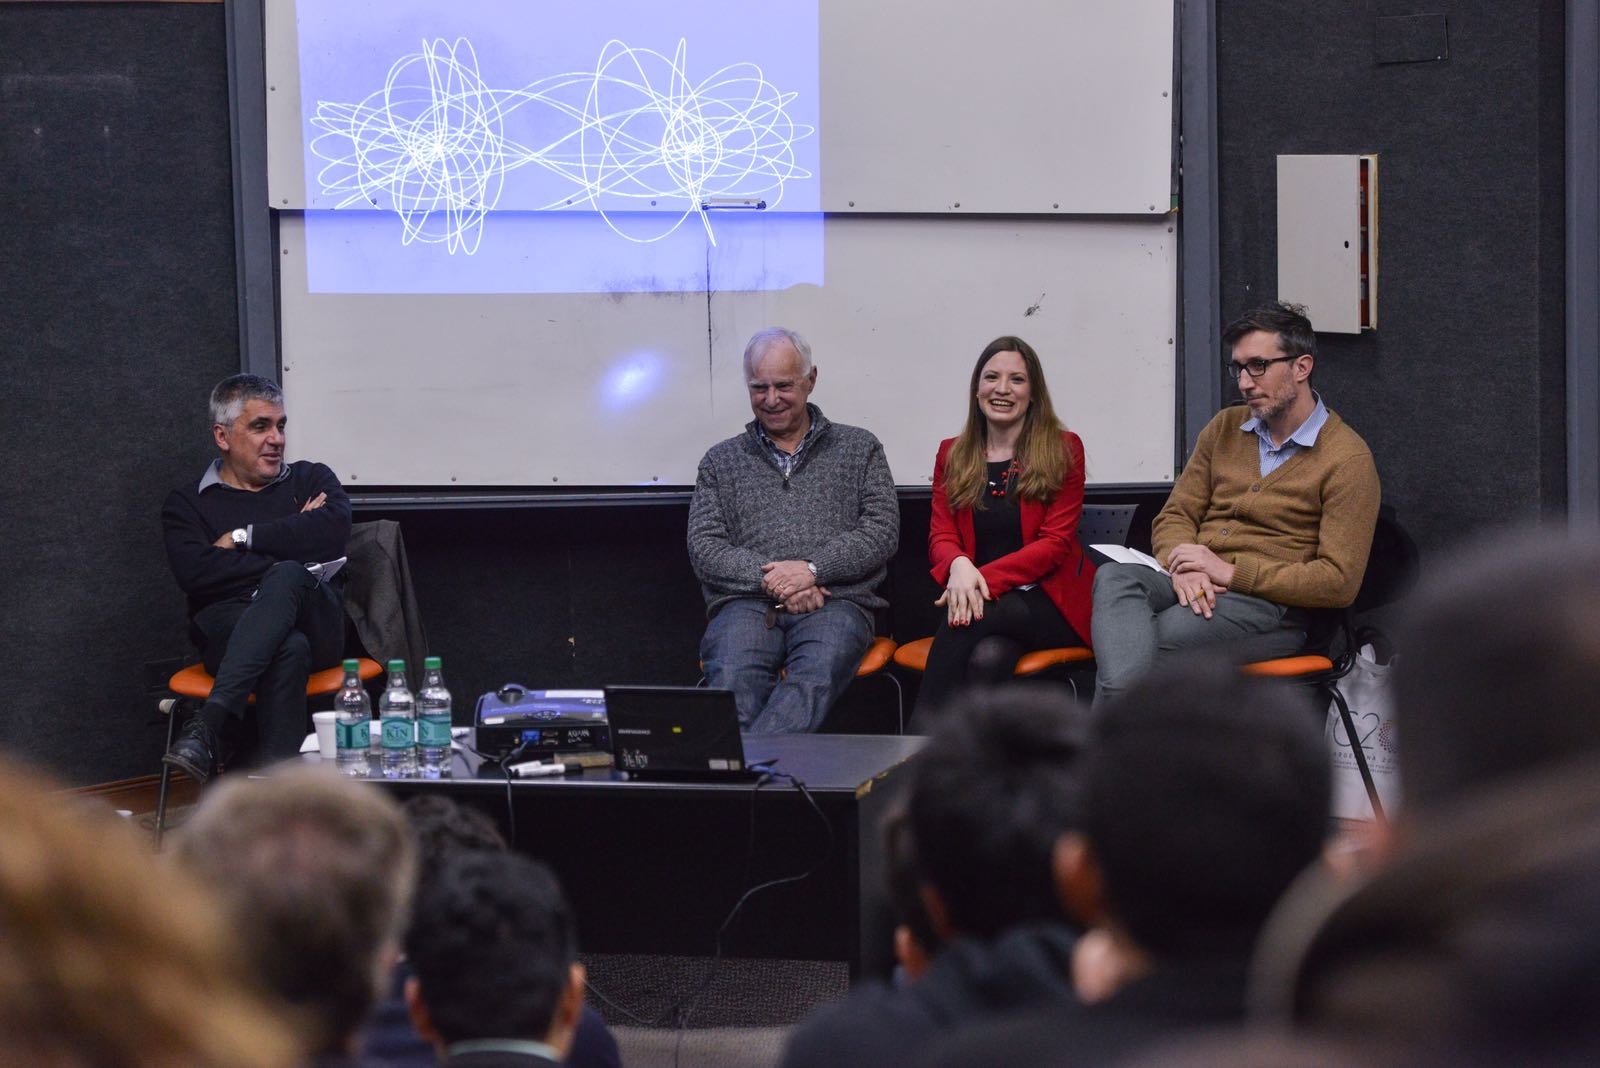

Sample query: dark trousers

[192,561,345,762]
[912,586,1081,729]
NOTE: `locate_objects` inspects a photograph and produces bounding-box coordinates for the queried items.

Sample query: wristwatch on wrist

[230,527,248,548]
[806,561,818,579]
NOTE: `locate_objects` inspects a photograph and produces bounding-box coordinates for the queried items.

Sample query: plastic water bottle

[415,656,453,780]
[379,659,415,778]
[334,659,371,777]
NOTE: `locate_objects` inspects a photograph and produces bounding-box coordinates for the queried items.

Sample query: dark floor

[584,953,849,1068]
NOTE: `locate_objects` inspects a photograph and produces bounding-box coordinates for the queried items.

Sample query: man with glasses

[1089,301,1380,701]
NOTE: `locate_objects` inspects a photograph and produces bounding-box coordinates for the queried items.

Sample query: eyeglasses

[1223,355,1297,379]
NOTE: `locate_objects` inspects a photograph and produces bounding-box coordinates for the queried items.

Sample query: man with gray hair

[161,373,351,780]
[172,765,417,1067]
[688,327,899,732]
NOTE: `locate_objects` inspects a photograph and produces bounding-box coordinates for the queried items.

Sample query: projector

[472,685,610,759]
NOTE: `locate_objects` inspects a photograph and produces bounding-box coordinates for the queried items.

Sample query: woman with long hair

[914,336,1095,726]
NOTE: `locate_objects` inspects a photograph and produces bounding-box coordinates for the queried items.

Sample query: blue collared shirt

[1240,392,1328,477]
[755,406,823,478]
[196,458,292,548]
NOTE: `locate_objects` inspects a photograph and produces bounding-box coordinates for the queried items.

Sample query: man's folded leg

[1091,564,1180,703]
[168,562,345,779]
[1152,590,1305,661]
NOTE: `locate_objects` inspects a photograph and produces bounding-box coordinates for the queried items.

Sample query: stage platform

[305,732,923,978]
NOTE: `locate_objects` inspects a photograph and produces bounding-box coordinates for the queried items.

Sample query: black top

[363,961,621,1068]
[780,923,1077,1068]
[446,1053,559,1068]
[971,460,1024,566]
[925,956,1250,1067]
[161,460,350,618]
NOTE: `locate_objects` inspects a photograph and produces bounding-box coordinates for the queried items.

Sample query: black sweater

[161,461,351,618]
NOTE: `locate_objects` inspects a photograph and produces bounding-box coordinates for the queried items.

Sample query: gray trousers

[1090,563,1308,703]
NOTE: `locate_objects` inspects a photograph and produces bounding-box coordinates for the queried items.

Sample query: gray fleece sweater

[688,405,900,620]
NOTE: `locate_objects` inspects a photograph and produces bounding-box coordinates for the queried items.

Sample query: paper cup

[313,711,339,759]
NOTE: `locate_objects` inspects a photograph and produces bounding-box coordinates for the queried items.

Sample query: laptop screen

[604,686,749,776]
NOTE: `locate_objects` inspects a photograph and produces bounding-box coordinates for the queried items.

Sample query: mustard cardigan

[1152,405,1381,609]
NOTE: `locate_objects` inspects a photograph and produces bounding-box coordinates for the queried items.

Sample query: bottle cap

[387,659,406,672]
[343,658,360,671]
[424,656,442,670]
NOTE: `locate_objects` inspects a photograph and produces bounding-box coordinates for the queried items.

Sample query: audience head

[1394,525,1600,811]
[896,683,1087,953]
[173,766,417,1057]
[1068,661,1329,958]
[404,851,585,1055]
[405,793,506,873]
[0,756,294,1068]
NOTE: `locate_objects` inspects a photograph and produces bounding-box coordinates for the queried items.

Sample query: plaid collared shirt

[755,412,823,478]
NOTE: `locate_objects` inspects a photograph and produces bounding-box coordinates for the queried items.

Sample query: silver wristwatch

[806,561,818,578]
[230,527,249,548]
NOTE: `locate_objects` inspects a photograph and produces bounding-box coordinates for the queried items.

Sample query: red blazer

[928,430,1096,648]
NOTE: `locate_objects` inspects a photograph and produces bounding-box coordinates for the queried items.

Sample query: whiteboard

[265,0,1180,488]
[279,214,1176,487]
[707,217,1177,485]
[266,0,1176,216]
[819,0,1176,214]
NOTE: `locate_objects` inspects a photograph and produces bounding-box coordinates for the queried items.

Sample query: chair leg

[154,697,184,849]
[883,672,905,734]
[1331,687,1386,823]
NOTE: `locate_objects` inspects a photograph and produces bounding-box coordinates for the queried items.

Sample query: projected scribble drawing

[309,37,815,254]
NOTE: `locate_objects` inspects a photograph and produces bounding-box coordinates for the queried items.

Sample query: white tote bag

[1325,644,1401,820]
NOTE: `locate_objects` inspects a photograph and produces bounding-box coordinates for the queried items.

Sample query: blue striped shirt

[1240,392,1328,476]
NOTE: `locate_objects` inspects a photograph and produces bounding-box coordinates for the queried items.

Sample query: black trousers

[192,561,345,762]
[912,586,1081,730]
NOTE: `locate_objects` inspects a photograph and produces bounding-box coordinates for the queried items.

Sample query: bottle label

[336,721,367,750]
[418,716,452,747]
[381,718,415,749]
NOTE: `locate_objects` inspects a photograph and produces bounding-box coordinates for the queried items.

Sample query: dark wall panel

[1215,0,1566,551]
[1,3,238,783]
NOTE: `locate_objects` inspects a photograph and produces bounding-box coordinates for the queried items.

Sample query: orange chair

[892,636,1096,694]
[1006,505,1138,694]
[855,636,903,732]
[155,658,383,844]
[1239,509,1418,823]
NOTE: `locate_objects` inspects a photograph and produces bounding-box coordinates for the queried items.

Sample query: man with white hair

[688,327,899,732]
[161,373,351,780]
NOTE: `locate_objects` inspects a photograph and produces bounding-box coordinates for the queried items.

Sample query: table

[313,732,923,977]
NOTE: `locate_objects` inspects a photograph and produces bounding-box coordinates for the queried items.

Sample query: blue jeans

[700,598,873,733]
[1090,563,1308,704]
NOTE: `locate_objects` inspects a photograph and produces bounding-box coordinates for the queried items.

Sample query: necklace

[986,459,1020,499]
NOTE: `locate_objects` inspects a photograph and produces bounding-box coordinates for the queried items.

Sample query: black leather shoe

[163,716,218,784]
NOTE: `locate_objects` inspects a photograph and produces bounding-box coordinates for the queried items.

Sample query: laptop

[604,685,765,780]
